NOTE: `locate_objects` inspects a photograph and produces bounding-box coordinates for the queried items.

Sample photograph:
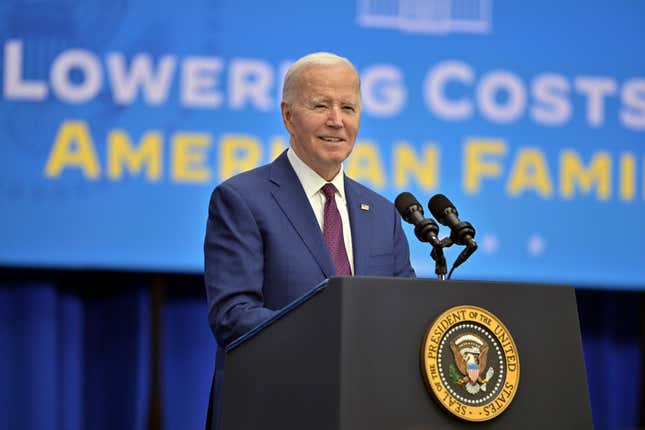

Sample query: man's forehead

[297,68,359,98]
[299,64,358,85]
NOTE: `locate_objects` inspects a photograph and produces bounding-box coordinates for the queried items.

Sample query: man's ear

[281,101,294,135]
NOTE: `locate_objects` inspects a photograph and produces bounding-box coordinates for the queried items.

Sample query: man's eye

[314,104,326,109]
[343,106,355,112]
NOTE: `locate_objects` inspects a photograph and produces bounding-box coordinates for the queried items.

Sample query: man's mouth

[318,136,344,142]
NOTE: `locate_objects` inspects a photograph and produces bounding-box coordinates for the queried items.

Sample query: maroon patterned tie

[321,183,352,276]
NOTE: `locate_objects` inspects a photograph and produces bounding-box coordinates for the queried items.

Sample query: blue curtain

[0,272,640,430]
[577,289,642,430]
[161,280,216,430]
[0,272,216,430]
[0,277,151,430]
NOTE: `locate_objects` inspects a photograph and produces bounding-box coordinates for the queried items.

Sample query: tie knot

[321,183,336,201]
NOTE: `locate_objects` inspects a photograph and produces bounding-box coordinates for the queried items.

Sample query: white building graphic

[357,0,492,35]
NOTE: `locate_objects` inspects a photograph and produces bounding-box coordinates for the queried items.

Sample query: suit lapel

[269,151,335,278]
[345,177,372,276]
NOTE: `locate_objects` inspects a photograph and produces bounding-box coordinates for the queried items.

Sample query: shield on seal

[467,363,479,383]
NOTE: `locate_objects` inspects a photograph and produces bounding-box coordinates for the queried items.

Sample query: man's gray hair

[281,52,361,106]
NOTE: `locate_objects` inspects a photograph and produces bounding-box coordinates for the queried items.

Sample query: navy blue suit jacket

[203,150,415,428]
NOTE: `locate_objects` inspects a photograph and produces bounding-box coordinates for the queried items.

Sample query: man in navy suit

[204,52,415,429]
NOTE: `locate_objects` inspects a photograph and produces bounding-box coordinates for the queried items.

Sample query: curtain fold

[162,285,216,430]
[577,289,641,430]
[0,278,150,430]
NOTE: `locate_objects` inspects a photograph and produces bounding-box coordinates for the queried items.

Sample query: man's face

[281,63,361,180]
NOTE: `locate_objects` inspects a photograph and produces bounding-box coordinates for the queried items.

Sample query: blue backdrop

[1,0,644,287]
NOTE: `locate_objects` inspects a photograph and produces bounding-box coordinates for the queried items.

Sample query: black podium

[220,277,593,429]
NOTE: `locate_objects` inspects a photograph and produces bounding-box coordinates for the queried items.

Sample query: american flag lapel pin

[360,203,370,211]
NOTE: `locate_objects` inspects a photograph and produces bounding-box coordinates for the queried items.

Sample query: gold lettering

[172,132,212,183]
[393,142,439,190]
[506,148,553,197]
[218,134,260,181]
[560,150,611,200]
[463,138,507,194]
[108,129,162,180]
[44,120,100,179]
[346,141,386,188]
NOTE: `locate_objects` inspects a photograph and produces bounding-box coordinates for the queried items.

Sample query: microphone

[428,194,477,276]
[395,192,441,248]
[395,192,447,278]
[428,194,477,248]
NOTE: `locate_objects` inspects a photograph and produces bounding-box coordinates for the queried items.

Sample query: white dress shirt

[286,148,354,274]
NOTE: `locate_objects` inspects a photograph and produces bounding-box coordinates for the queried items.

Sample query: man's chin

[322,148,352,163]
[322,156,350,169]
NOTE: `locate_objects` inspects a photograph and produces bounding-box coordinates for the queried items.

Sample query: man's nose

[325,106,343,128]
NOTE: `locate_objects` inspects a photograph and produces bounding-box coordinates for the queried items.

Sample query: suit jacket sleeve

[204,182,277,347]
[392,205,416,278]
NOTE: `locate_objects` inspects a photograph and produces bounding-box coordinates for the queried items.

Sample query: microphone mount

[413,217,447,280]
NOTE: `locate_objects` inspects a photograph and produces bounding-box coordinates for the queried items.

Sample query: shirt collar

[286,148,346,200]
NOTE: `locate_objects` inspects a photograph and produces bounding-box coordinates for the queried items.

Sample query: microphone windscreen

[428,194,454,220]
[395,192,421,216]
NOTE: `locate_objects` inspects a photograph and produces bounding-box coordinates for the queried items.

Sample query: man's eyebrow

[309,96,329,103]
[308,96,357,105]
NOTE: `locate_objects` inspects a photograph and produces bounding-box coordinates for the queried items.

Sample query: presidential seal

[420,305,520,421]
